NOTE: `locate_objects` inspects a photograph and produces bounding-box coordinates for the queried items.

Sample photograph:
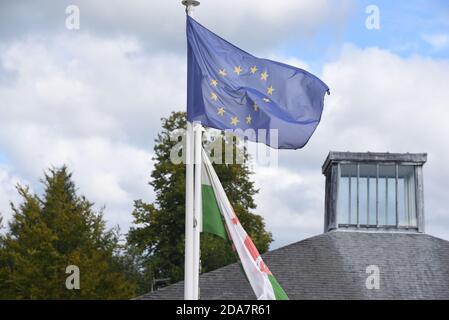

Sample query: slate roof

[136,231,449,300]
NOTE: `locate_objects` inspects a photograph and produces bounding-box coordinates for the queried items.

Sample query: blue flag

[186,16,329,149]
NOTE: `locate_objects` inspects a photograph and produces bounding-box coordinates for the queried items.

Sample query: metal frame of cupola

[322,151,427,234]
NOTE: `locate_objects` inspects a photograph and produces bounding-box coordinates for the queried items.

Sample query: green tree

[0,167,136,299]
[127,111,272,292]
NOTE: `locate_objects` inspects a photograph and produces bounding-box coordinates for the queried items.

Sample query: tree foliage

[0,167,136,299]
[127,111,272,291]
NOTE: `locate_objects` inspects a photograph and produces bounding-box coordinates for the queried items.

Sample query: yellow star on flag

[217,107,225,116]
[267,85,275,95]
[211,79,218,87]
[253,103,259,111]
[233,66,243,75]
[211,92,218,101]
[219,69,227,76]
[231,116,240,126]
[245,115,252,124]
[250,66,258,74]
[260,71,269,80]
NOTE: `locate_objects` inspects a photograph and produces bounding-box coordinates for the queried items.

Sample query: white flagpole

[182,0,200,301]
[184,121,194,300]
[193,122,203,299]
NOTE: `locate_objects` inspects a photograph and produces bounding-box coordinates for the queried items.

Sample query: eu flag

[186,16,329,149]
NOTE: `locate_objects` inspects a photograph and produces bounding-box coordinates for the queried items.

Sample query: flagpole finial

[182,0,200,14]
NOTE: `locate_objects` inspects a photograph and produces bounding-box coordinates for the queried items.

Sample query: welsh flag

[201,149,289,300]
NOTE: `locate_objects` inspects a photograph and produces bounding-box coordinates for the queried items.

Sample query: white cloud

[421,33,449,50]
[266,55,309,70]
[0,34,186,144]
[321,45,449,153]
[193,0,353,52]
[0,0,354,54]
[253,166,323,247]
[0,34,180,231]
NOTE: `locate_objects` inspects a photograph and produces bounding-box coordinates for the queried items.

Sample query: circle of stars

[209,65,275,127]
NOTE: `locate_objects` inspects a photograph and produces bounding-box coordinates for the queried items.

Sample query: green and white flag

[201,149,289,300]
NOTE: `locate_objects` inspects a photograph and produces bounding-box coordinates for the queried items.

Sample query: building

[137,152,449,300]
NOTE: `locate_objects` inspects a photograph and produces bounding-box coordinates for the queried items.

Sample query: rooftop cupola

[322,152,427,233]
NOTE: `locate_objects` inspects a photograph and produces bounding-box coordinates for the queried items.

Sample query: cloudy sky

[0,0,448,248]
